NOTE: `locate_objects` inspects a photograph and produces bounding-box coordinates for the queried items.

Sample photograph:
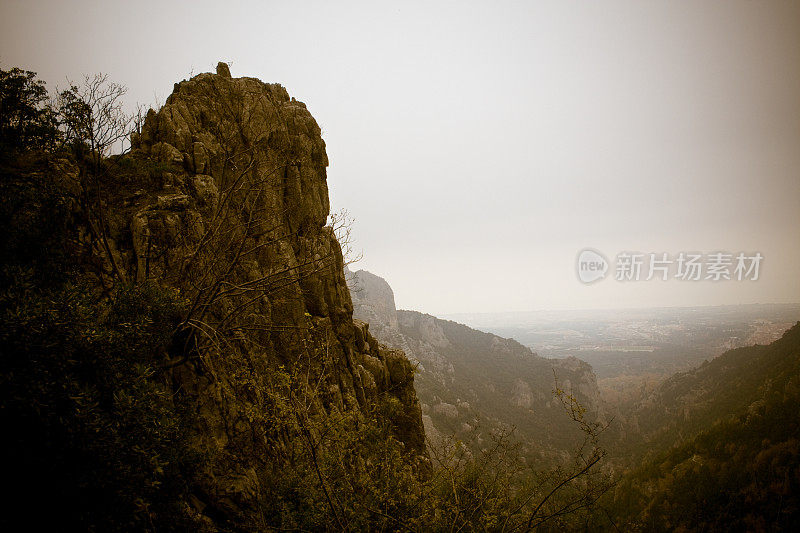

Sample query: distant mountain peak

[347,269,605,457]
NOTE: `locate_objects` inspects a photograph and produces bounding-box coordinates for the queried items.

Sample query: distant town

[445,303,800,381]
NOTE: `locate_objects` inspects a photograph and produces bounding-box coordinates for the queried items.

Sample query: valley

[447,305,800,410]
[350,268,800,529]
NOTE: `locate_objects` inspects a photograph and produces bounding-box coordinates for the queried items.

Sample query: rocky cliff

[347,267,399,330]
[93,64,425,525]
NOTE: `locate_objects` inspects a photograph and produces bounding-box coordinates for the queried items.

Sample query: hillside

[624,321,800,459]
[348,268,606,459]
[604,323,800,530]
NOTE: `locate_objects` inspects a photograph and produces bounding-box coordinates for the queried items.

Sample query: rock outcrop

[97,64,425,525]
[347,267,399,330]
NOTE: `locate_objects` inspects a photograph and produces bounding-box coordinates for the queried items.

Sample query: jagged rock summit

[112,63,426,524]
[216,61,232,78]
[347,266,399,330]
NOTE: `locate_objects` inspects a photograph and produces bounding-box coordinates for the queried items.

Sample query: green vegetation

[254,373,610,531]
[600,323,800,531]
[1,67,611,531]
[11,63,797,532]
[397,310,601,458]
[5,65,797,531]
[1,278,201,530]
[1,87,201,527]
[0,67,60,152]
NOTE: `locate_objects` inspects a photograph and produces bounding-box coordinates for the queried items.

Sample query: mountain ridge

[347,267,606,459]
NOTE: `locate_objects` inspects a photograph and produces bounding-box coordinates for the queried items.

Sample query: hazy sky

[2,1,799,314]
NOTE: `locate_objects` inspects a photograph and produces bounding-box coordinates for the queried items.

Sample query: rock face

[101,65,425,524]
[347,267,399,330]
[348,269,604,459]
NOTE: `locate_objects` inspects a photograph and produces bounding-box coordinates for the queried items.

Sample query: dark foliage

[0,67,59,154]
[602,324,800,531]
[1,91,202,527]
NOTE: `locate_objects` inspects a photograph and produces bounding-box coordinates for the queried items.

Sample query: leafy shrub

[0,278,202,531]
[0,67,59,154]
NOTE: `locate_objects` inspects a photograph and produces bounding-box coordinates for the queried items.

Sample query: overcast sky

[2,1,799,314]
